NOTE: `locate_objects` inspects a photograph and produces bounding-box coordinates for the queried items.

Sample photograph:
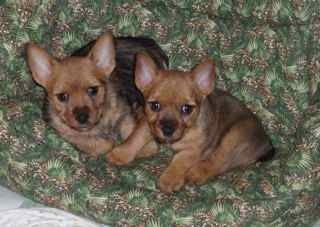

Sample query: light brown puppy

[26,33,167,158]
[108,53,274,193]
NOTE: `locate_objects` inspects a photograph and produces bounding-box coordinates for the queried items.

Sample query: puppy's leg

[186,119,273,185]
[67,135,114,158]
[158,149,200,193]
[107,120,155,165]
[137,140,159,158]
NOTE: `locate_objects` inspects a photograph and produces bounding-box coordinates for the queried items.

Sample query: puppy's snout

[160,119,177,137]
[73,106,90,124]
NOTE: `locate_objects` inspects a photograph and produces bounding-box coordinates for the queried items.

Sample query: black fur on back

[72,36,169,107]
[258,147,275,162]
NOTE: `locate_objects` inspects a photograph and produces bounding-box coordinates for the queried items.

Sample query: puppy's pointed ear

[89,32,116,77]
[192,59,216,96]
[135,52,158,93]
[26,43,55,89]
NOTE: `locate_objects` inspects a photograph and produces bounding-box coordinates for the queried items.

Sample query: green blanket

[0,0,319,226]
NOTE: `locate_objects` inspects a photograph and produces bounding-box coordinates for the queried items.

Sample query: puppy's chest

[97,105,131,140]
[172,127,206,152]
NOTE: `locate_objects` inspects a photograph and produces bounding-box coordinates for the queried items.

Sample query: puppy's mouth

[67,111,103,132]
[66,117,101,132]
[155,136,180,144]
[73,124,93,131]
[153,128,183,144]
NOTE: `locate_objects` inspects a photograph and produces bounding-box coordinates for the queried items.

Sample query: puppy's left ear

[192,59,216,96]
[89,32,116,77]
[135,52,158,94]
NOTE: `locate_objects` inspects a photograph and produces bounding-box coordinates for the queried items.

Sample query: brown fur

[109,53,274,193]
[26,33,167,158]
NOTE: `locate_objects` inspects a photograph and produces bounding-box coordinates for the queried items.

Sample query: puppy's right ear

[135,52,158,93]
[89,32,116,77]
[26,43,55,89]
[192,58,216,97]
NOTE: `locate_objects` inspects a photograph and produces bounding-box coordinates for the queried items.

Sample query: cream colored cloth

[0,208,106,227]
[0,186,107,227]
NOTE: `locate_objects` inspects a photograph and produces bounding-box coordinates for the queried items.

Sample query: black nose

[160,119,177,137]
[73,106,90,124]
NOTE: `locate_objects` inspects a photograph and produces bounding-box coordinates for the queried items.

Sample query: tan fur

[26,33,159,158]
[111,53,274,193]
[107,115,156,165]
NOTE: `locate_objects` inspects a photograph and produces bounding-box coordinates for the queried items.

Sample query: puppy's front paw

[158,171,185,194]
[102,139,114,153]
[107,146,135,166]
[186,165,208,185]
[88,139,114,158]
[137,141,159,158]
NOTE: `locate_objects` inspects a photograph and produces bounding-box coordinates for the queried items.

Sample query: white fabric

[0,186,107,227]
[0,208,106,227]
[0,186,25,211]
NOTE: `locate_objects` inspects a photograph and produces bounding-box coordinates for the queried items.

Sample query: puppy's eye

[181,104,193,115]
[149,101,161,112]
[57,93,69,102]
[87,86,99,97]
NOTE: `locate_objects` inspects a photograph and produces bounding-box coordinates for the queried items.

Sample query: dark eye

[149,101,161,112]
[87,86,99,97]
[181,104,193,115]
[57,93,69,102]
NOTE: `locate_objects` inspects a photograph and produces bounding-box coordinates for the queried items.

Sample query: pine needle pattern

[0,0,319,226]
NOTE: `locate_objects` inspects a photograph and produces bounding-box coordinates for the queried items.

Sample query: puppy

[108,53,274,193]
[26,33,167,158]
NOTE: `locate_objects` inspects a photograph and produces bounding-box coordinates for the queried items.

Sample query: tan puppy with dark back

[26,33,168,159]
[108,53,274,193]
